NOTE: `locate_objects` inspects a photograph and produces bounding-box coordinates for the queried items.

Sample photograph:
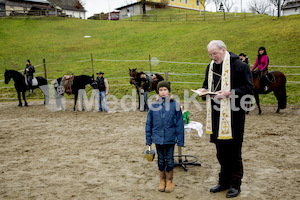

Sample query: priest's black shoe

[209,184,229,193]
[226,187,241,198]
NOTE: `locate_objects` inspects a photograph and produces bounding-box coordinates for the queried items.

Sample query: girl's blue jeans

[155,144,175,172]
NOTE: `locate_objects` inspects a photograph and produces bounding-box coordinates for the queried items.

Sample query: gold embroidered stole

[206,51,232,139]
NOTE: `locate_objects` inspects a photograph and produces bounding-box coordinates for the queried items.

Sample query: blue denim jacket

[145,98,184,147]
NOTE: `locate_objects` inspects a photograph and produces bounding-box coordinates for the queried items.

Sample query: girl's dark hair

[257,47,267,64]
[239,53,246,57]
[258,47,267,55]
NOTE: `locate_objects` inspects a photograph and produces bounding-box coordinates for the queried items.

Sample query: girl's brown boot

[165,170,174,193]
[158,170,166,192]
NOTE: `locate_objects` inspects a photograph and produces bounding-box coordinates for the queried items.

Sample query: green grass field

[0,9,299,105]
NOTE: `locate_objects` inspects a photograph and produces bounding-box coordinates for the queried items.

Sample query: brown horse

[129,68,164,92]
[129,68,164,109]
[251,70,287,115]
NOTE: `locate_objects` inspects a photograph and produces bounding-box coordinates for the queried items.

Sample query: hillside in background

[0,11,299,104]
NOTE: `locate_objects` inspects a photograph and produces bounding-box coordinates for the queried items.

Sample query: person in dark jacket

[145,81,184,193]
[95,71,109,112]
[197,40,254,198]
[239,53,250,66]
[23,60,35,89]
[139,72,149,111]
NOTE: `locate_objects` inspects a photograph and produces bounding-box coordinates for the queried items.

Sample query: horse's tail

[277,72,287,109]
[278,87,287,109]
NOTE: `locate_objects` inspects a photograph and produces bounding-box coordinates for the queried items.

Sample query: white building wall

[119,4,141,19]
[119,3,157,19]
[63,10,85,19]
[283,8,300,16]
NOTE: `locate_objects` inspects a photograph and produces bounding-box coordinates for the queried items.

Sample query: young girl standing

[145,81,184,193]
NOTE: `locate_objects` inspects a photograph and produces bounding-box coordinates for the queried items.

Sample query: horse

[4,69,48,106]
[129,68,164,109]
[251,70,287,115]
[54,75,95,111]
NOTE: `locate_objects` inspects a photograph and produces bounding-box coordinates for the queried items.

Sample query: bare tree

[199,0,212,20]
[74,0,85,9]
[199,0,212,11]
[211,0,222,12]
[233,6,239,13]
[268,0,292,17]
[224,0,236,12]
[141,0,146,17]
[269,0,292,7]
[249,0,270,14]
[160,0,170,6]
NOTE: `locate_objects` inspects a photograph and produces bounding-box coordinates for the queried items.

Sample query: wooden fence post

[43,58,47,79]
[91,53,94,76]
[164,71,168,81]
[149,55,152,72]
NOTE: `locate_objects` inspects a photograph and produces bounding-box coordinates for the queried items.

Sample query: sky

[84,0,131,18]
[84,0,253,19]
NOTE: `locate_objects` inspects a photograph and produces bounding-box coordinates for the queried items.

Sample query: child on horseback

[145,81,184,193]
[251,47,270,91]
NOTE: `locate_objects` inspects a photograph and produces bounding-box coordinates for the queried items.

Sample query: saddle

[266,73,275,83]
[259,72,274,84]
[61,75,74,95]
[24,77,38,86]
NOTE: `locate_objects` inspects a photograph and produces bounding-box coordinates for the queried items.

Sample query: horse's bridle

[130,78,139,88]
[129,70,140,88]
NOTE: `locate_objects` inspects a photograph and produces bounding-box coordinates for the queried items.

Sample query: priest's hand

[215,90,231,100]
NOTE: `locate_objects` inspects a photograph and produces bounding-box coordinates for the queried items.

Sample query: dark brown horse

[129,68,164,109]
[251,70,287,115]
[129,68,164,92]
[54,75,95,111]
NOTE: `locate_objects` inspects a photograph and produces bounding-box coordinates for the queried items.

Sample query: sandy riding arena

[0,100,299,200]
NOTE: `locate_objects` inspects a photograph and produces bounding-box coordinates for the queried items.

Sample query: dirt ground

[0,100,299,200]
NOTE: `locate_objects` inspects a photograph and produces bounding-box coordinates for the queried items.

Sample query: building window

[127,6,133,12]
[185,0,189,4]
[196,0,200,6]
[180,0,182,3]
[171,0,175,2]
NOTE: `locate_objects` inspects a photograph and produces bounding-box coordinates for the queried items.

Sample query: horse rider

[251,47,271,91]
[23,59,35,91]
